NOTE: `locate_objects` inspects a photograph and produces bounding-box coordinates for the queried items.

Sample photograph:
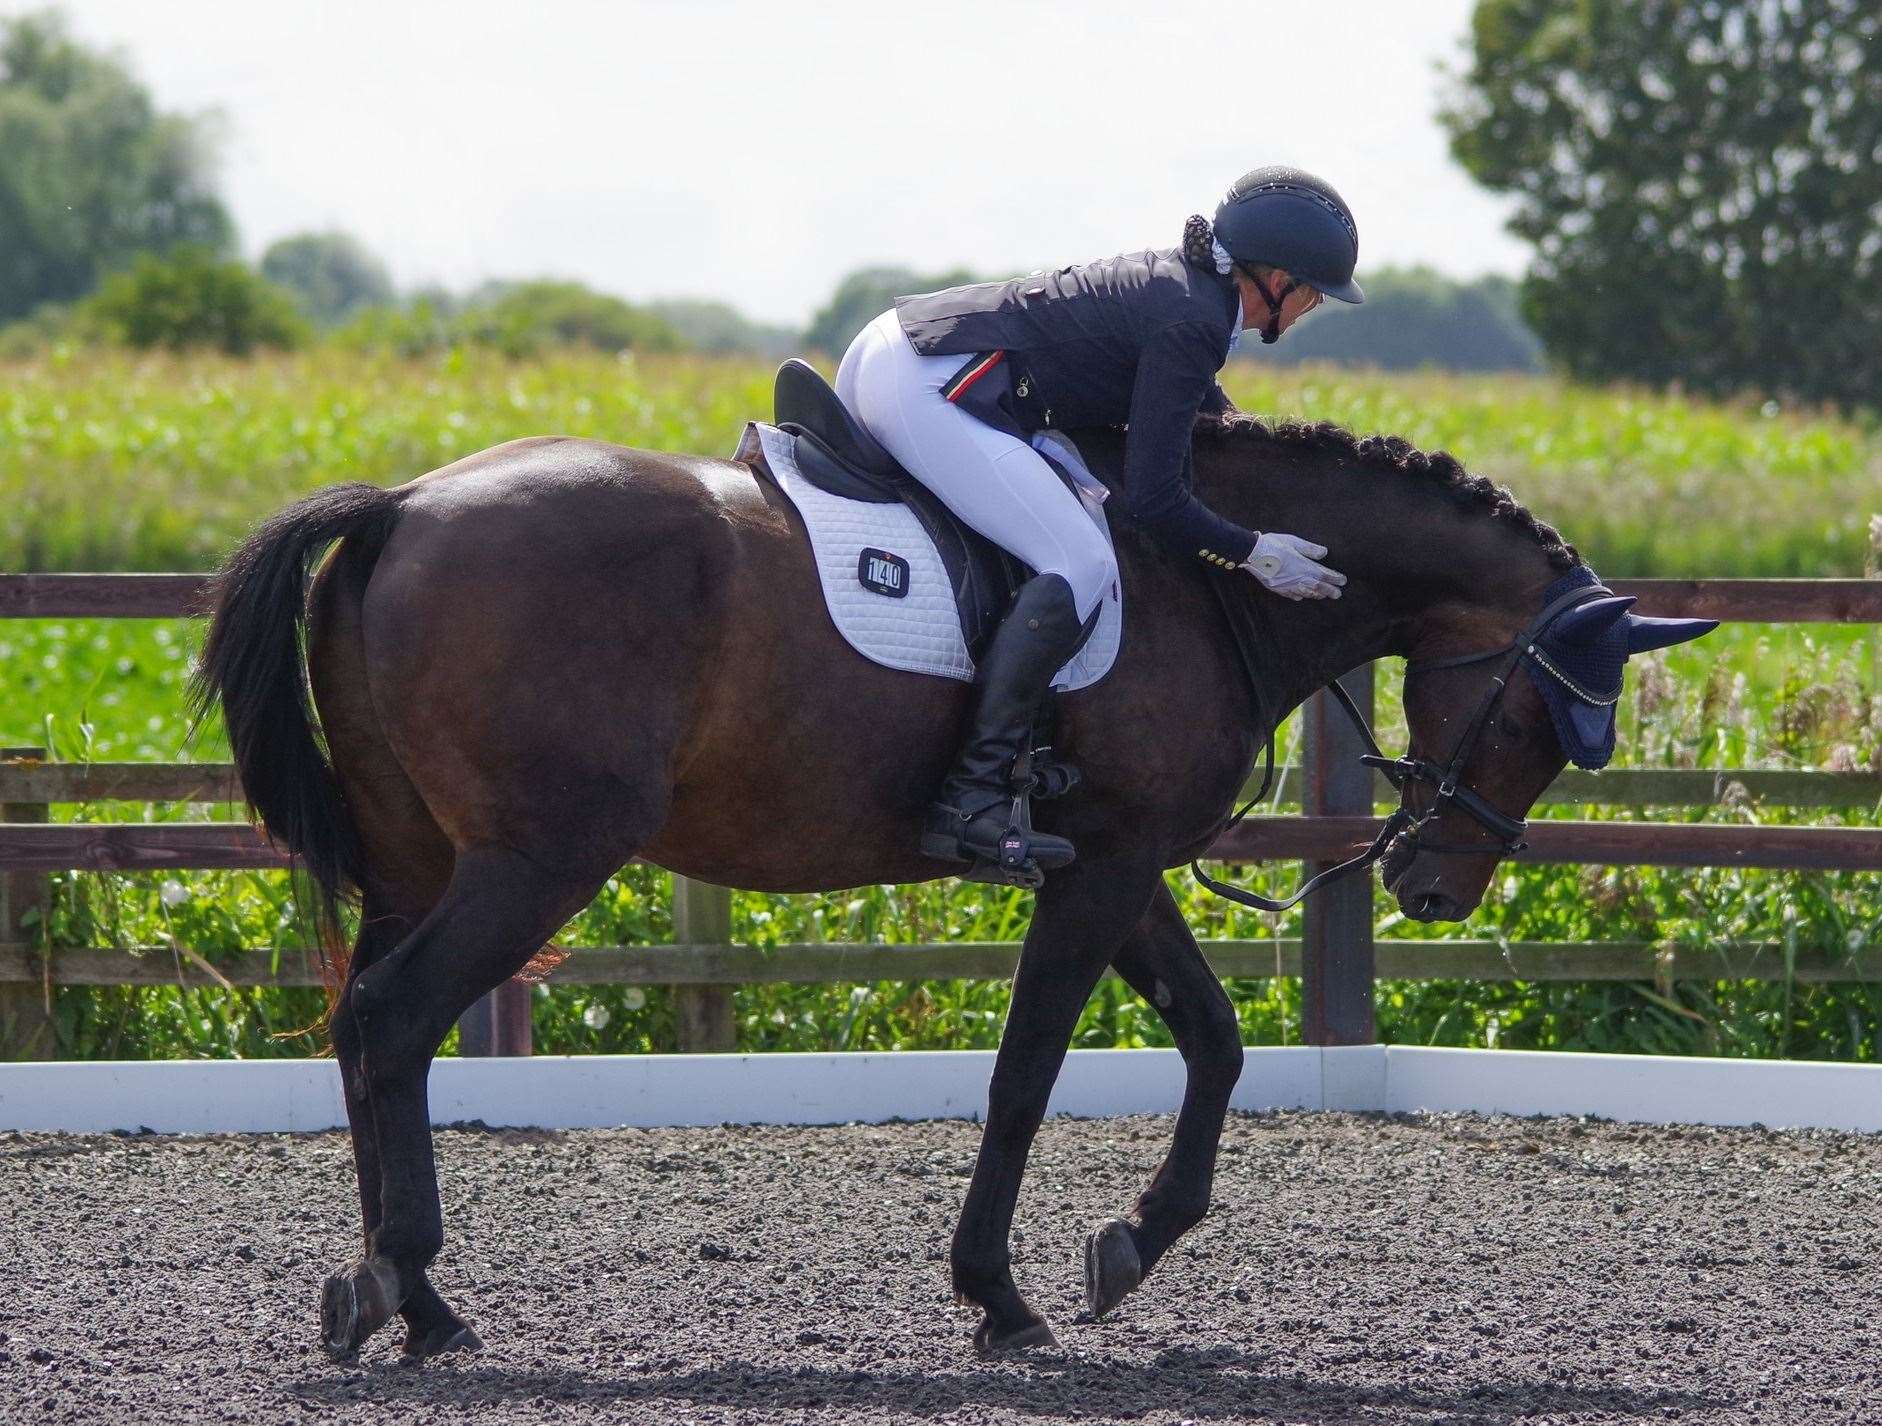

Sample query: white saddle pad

[734,422,1121,690]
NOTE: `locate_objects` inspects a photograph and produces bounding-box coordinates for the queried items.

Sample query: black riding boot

[920,573,1088,881]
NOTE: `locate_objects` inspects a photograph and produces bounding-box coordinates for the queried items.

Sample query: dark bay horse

[195,416,1632,1359]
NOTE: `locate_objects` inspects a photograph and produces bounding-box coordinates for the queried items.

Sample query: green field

[5,346,1877,576]
[2,348,1878,1062]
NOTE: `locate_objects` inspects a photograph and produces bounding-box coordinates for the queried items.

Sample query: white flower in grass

[159,880,189,908]
[622,988,647,1011]
[582,1002,611,1031]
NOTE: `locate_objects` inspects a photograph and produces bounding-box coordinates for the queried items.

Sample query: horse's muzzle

[1399,885,1469,922]
[1380,828,1419,895]
[1382,832,1478,923]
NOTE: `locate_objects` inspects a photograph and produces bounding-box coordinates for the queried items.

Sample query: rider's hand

[1240,532,1346,600]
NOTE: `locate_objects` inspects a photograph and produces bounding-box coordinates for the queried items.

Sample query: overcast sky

[27,0,1530,327]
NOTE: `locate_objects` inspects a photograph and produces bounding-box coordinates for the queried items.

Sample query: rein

[1191,582,1614,915]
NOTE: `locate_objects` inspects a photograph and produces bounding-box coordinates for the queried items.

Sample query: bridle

[1192,582,1617,914]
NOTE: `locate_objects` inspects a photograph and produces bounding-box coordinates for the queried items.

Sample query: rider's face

[1238,269,1323,336]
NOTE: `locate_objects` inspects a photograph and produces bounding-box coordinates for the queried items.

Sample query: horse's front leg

[1082,878,1244,1321]
[949,855,1163,1353]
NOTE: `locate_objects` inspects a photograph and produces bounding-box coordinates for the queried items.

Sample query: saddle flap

[764,361,1020,655]
[755,358,1121,681]
[742,421,1122,692]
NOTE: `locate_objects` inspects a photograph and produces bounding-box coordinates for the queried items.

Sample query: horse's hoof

[319,1258,400,1361]
[401,1322,484,1362]
[1083,1218,1143,1320]
[973,1315,1062,1355]
[321,1273,363,1362]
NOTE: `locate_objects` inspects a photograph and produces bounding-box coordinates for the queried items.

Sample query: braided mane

[1196,413,1581,572]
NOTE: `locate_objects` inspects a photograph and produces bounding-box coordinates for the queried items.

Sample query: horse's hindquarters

[341,439,972,891]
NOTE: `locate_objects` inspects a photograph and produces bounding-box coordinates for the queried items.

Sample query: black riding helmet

[1213,165,1365,305]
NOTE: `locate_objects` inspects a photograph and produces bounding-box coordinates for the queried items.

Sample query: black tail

[188,483,406,962]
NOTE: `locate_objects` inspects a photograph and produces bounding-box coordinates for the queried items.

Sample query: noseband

[1192,583,1616,915]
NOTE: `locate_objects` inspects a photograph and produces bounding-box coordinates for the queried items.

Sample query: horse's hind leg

[309,543,471,1356]
[319,840,631,1362]
[331,901,479,1359]
[1082,880,1244,1321]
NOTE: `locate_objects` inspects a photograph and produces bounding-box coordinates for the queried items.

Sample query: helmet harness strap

[1243,268,1297,345]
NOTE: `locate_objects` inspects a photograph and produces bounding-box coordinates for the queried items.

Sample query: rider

[835,166,1365,881]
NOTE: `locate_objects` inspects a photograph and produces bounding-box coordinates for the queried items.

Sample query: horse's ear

[1625,614,1720,653]
[1553,595,1635,645]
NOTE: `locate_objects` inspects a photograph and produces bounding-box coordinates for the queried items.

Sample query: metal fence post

[671,876,736,1053]
[1,748,56,1060]
[1300,669,1378,1045]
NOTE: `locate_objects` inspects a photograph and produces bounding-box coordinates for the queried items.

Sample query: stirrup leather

[1027,749,1081,801]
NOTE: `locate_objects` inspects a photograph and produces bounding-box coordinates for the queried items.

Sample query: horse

[190,411,1711,1360]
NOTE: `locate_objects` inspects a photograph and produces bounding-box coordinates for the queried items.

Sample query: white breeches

[836,309,1117,623]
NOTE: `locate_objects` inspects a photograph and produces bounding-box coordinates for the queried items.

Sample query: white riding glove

[1240,532,1346,600]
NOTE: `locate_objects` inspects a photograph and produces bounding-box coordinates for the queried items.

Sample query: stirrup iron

[988,791,1047,888]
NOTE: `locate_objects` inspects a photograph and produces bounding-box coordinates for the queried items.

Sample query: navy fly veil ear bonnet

[1527,567,1625,768]
[1526,566,1719,769]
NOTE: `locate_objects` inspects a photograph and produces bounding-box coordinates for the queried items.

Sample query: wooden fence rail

[4,815,1878,876]
[1,759,1879,811]
[1,572,1876,1059]
[5,940,1879,989]
[6,573,1881,622]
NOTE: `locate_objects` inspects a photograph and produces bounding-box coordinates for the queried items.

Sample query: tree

[803,265,985,356]
[330,295,457,358]
[260,231,393,325]
[459,279,684,357]
[1240,267,1543,373]
[1441,1,1880,411]
[81,245,307,354]
[333,280,685,358]
[0,10,232,322]
[644,298,799,357]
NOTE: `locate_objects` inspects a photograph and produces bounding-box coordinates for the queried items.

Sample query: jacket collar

[1181,248,1243,335]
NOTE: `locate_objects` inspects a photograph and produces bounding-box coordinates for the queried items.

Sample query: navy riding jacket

[894,247,1254,568]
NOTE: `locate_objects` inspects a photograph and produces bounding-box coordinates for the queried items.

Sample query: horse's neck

[1183,440,1559,734]
[1221,578,1403,741]
[1071,423,1557,732]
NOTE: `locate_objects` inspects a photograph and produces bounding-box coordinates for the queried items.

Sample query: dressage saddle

[768,359,1026,658]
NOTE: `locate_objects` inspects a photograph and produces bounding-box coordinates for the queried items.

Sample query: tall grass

[1,348,1878,1061]
[3,347,1876,574]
